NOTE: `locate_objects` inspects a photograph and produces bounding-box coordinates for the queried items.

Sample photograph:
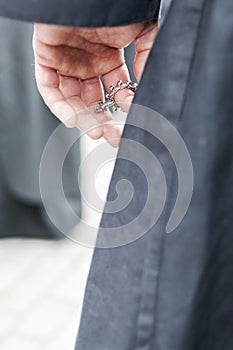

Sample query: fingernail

[65,115,78,128]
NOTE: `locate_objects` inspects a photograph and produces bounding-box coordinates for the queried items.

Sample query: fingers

[34,63,104,139]
[102,61,134,113]
[80,77,110,124]
[59,74,105,139]
[80,78,104,107]
[35,63,76,126]
[35,62,120,143]
[102,124,122,148]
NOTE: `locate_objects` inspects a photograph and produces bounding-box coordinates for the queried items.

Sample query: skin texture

[33,21,158,146]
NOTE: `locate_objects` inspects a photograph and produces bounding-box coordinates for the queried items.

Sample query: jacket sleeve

[0,0,160,27]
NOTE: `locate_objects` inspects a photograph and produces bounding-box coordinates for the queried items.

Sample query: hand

[33,21,158,146]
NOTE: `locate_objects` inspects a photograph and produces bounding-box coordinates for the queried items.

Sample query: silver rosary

[96,80,138,113]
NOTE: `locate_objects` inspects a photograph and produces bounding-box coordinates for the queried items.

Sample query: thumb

[116,21,159,112]
[134,21,159,82]
[102,62,135,113]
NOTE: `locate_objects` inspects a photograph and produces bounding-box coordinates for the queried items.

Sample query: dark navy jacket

[0,1,233,349]
[0,0,160,27]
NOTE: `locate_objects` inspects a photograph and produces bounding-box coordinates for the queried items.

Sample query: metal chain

[96,80,138,113]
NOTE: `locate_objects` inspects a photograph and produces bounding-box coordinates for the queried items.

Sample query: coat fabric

[76,1,233,349]
[0,0,160,27]
[0,1,233,350]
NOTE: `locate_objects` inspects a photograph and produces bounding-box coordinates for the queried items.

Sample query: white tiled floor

[0,233,93,349]
[0,122,123,349]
